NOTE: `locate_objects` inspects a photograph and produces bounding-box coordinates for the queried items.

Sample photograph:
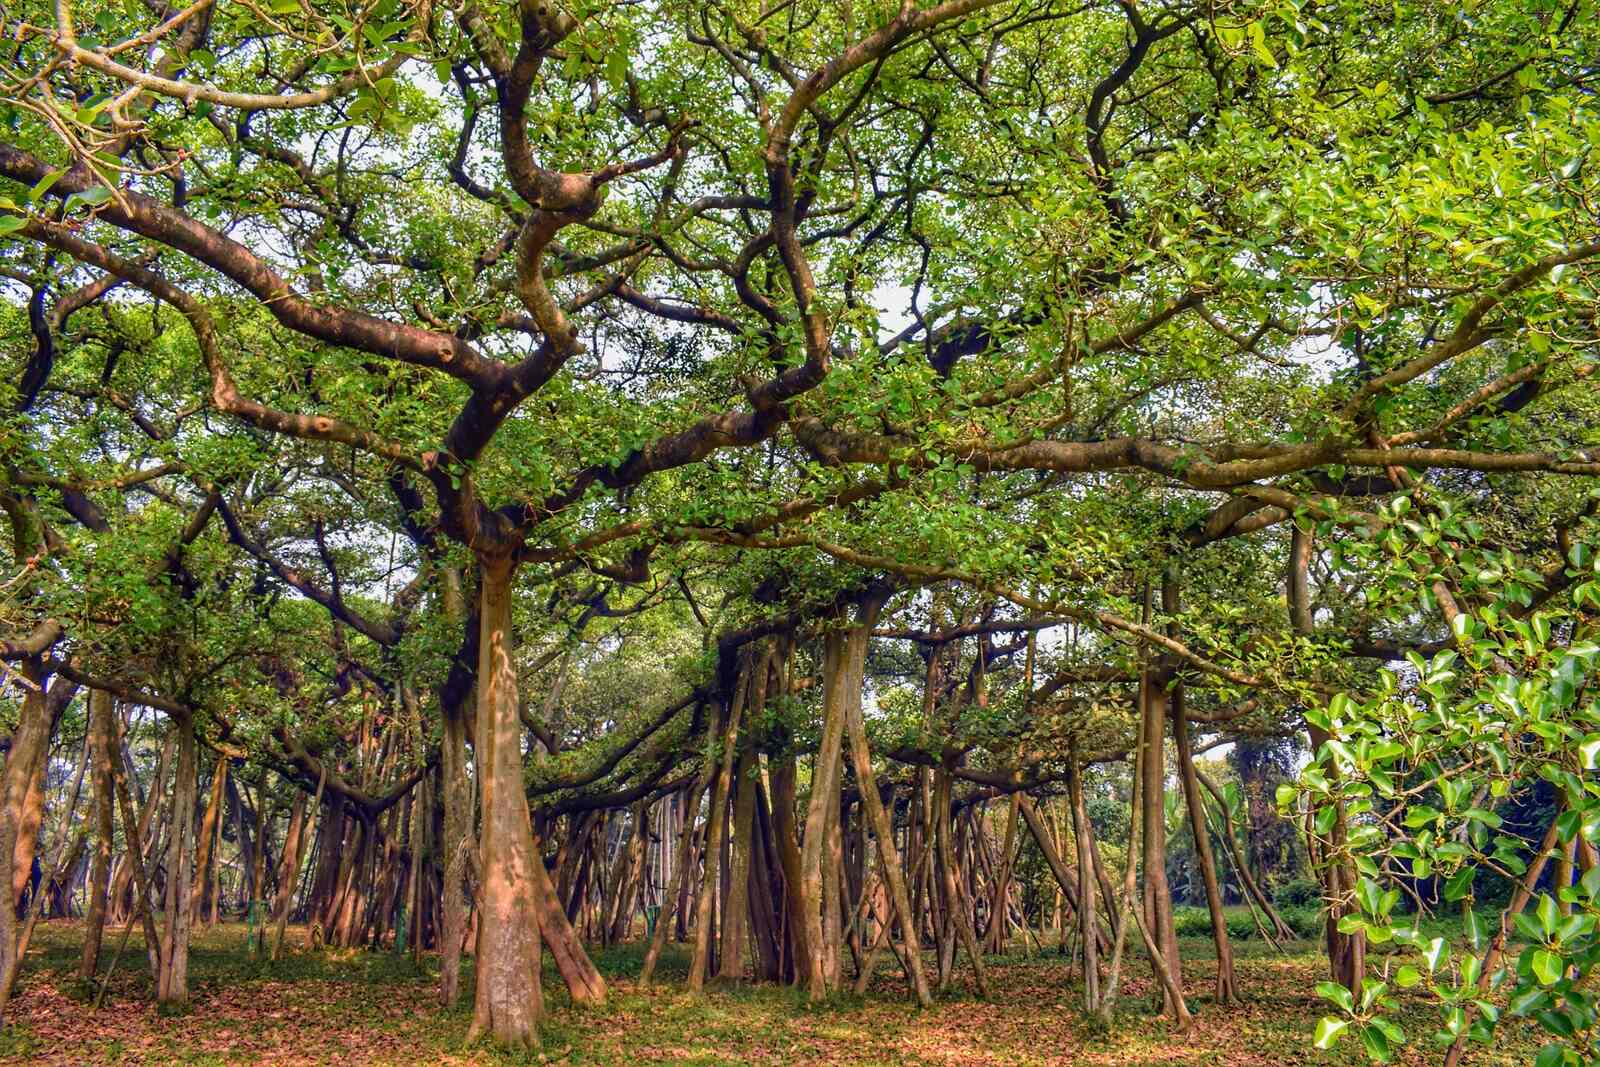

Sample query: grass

[0,918,1544,1065]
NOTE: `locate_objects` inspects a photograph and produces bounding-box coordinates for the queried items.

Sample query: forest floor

[0,919,1542,1066]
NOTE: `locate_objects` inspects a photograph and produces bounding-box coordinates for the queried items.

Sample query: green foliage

[1294,509,1600,1063]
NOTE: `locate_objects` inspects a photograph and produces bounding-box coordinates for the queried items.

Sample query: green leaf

[28,170,62,202]
[1317,980,1355,1012]
[1313,1016,1349,1050]
[1394,965,1421,989]
[1463,908,1489,951]
[1529,949,1563,987]
[1360,1023,1391,1063]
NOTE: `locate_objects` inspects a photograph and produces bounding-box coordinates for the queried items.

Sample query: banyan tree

[1,0,1597,1060]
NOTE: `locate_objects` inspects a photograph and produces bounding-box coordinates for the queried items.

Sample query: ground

[0,920,1543,1065]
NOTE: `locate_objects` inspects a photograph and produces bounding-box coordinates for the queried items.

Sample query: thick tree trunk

[466,554,543,1049]
[79,688,118,979]
[719,745,758,981]
[532,851,606,1005]
[0,662,52,1000]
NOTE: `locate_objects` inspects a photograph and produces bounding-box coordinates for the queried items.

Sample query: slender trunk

[640,777,707,987]
[1067,760,1099,1010]
[934,768,990,996]
[842,610,932,1006]
[110,730,164,986]
[79,688,118,979]
[1171,678,1237,1002]
[439,697,471,1005]
[1195,770,1296,941]
[1098,702,1191,1029]
[690,663,750,992]
[158,718,198,1007]
[190,756,228,924]
[769,748,809,982]
[271,769,322,961]
[1139,667,1182,1012]
[987,794,1020,954]
[800,634,850,999]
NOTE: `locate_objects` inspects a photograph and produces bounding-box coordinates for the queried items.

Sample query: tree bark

[190,755,229,924]
[271,768,322,961]
[841,603,932,1006]
[466,554,543,1049]
[1139,667,1182,1013]
[1066,759,1099,1009]
[690,662,750,992]
[79,688,118,979]
[800,632,851,1000]
[1166,573,1238,1004]
[158,716,198,1007]
[1290,525,1365,995]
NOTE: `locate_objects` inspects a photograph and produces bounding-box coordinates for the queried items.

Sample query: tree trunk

[1289,525,1365,996]
[272,768,322,960]
[640,778,707,987]
[79,688,118,979]
[190,755,229,924]
[0,660,53,1004]
[158,717,198,1007]
[934,768,990,996]
[841,605,932,1006]
[800,632,850,1000]
[532,849,606,1005]
[466,554,543,1049]
[768,750,809,983]
[439,695,471,1005]
[1139,669,1182,1013]
[690,660,750,992]
[1066,760,1099,1009]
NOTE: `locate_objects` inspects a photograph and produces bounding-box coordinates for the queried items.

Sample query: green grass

[0,919,1543,1065]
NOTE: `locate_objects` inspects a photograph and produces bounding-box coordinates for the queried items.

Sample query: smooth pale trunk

[466,556,543,1049]
[158,719,198,1006]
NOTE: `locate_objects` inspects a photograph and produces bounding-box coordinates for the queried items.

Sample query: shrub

[1272,876,1321,909]
[1172,906,1212,937]
[1279,906,1324,940]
